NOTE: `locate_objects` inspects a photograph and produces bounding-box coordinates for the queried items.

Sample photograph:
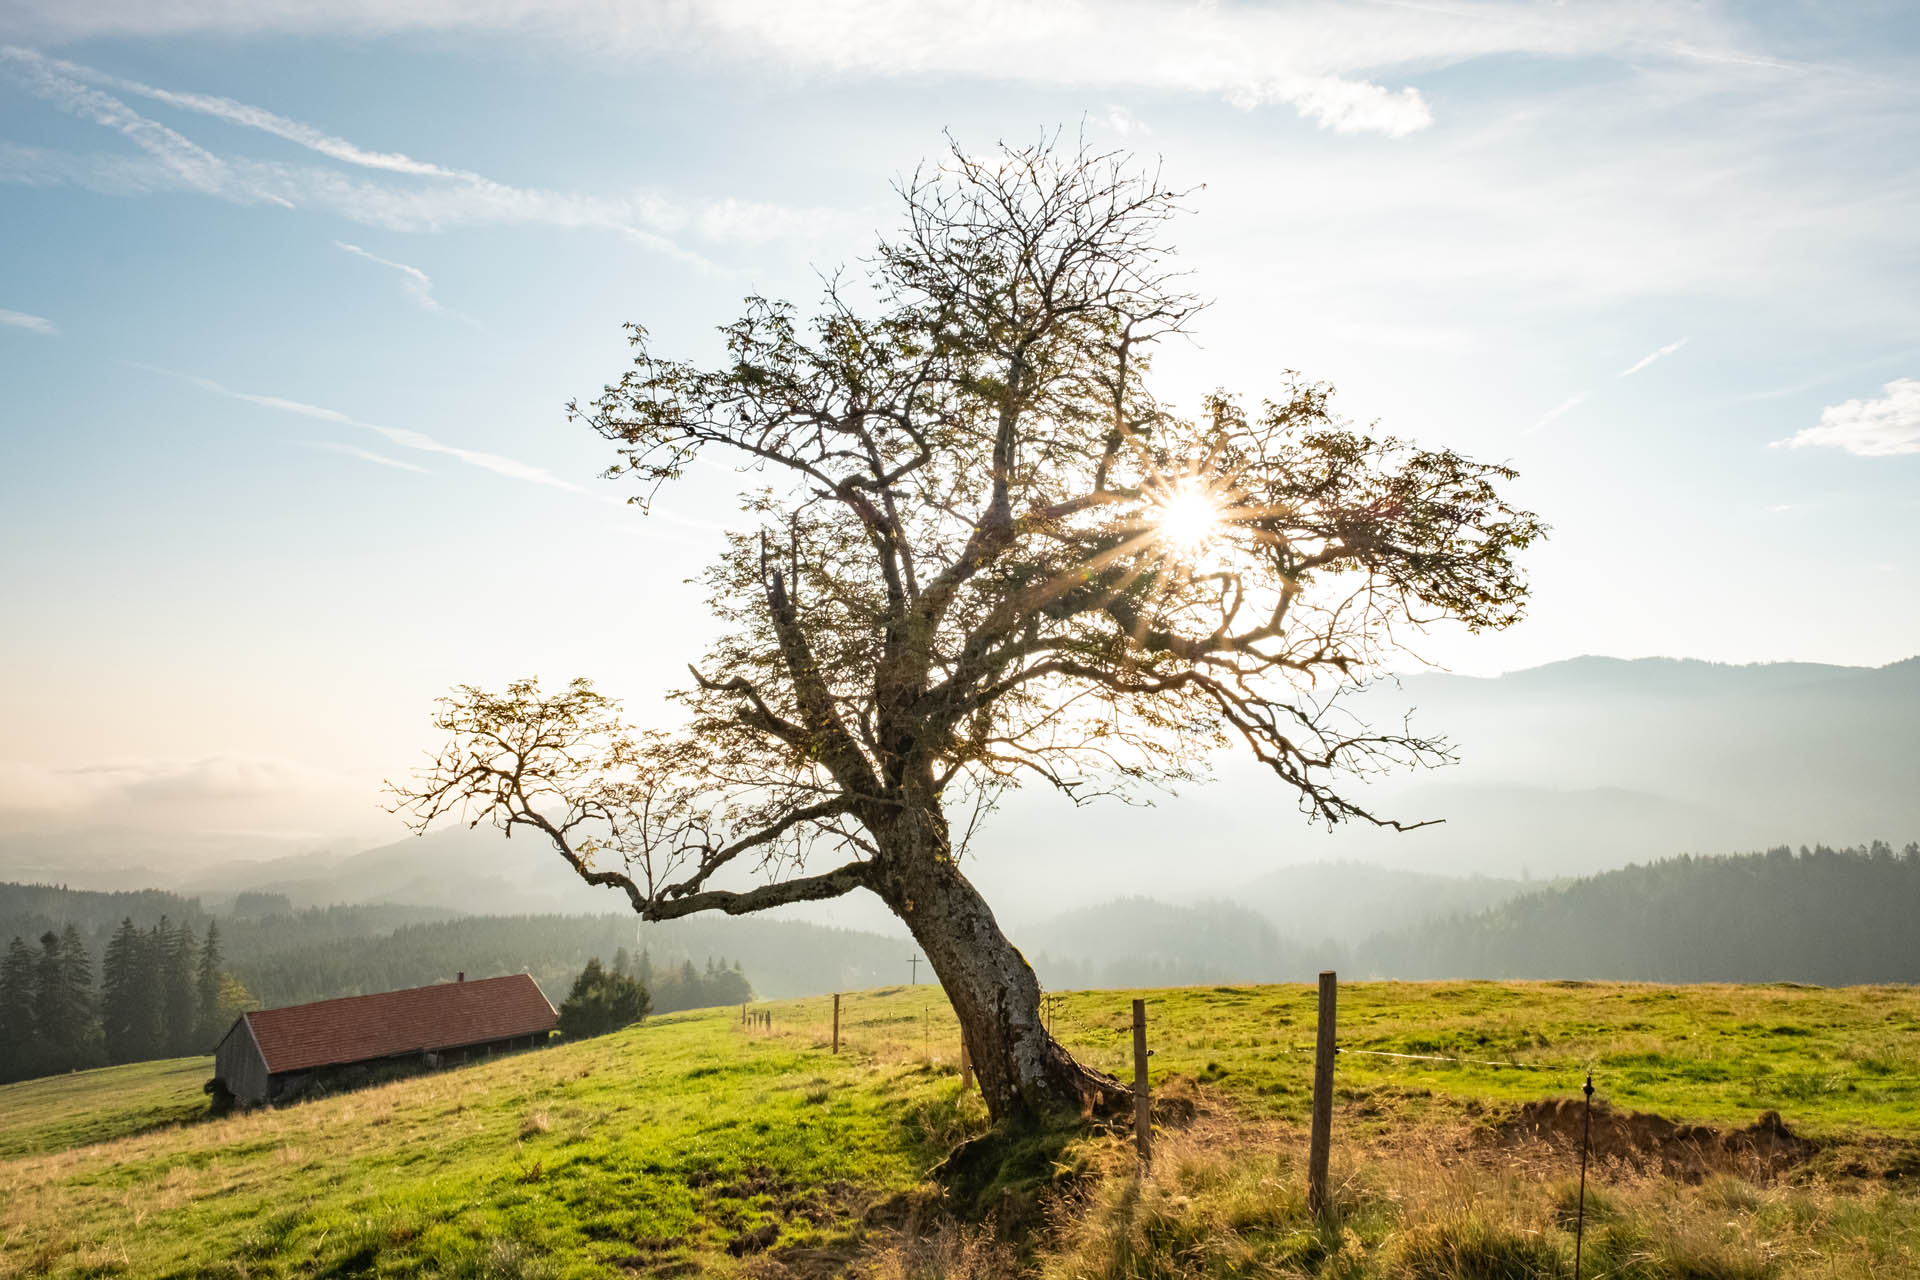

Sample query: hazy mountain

[1234,861,1544,946]
[180,825,613,916]
[1357,842,1920,984]
[1024,898,1334,989]
[961,654,1920,894]
[8,655,1916,911]
[1322,654,1920,876]
[0,826,362,893]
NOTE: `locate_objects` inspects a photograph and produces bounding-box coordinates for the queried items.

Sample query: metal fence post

[1576,1071,1595,1280]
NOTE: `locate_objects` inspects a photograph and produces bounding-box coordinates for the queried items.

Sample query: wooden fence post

[1133,997,1151,1168]
[832,993,841,1054]
[1308,970,1337,1217]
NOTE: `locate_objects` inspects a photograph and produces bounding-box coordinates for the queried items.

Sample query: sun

[1151,483,1224,557]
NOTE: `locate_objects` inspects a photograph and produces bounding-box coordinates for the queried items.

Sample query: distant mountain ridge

[1286,652,1920,877]
[4,653,1915,906]
[1357,841,1920,984]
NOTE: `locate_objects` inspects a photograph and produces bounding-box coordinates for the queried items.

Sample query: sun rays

[1150,482,1225,558]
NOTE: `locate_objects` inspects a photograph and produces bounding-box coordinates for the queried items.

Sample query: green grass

[1037,981,1920,1137]
[3,981,1917,1279]
[0,1056,215,1160]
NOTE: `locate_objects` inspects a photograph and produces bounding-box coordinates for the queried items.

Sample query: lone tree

[392,135,1543,1128]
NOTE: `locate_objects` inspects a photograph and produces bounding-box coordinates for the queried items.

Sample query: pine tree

[196,921,224,1049]
[155,917,198,1058]
[32,932,73,1074]
[101,917,146,1064]
[59,924,104,1070]
[0,936,38,1082]
[611,946,631,978]
[145,918,178,1059]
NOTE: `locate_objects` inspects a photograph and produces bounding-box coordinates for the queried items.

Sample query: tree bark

[866,802,1123,1127]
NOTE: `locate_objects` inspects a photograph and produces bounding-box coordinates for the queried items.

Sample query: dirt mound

[1495,1098,1816,1180]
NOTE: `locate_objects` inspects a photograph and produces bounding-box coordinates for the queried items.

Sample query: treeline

[1359,842,1920,983]
[220,913,891,1009]
[1027,898,1333,990]
[610,948,752,1013]
[1,917,250,1083]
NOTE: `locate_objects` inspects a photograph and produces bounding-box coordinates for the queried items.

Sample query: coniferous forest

[0,917,247,1084]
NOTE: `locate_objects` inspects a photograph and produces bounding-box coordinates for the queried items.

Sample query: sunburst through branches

[1148,479,1228,560]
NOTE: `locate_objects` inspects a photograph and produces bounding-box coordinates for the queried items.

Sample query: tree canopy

[394,134,1544,1123]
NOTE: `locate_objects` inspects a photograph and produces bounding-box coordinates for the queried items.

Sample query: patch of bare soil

[1494,1098,1817,1180]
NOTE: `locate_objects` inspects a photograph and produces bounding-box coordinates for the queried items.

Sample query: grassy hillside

[0,1057,213,1161]
[4,982,1918,1278]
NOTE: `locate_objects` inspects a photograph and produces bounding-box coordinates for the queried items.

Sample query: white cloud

[307,441,430,473]
[1619,336,1689,378]
[335,240,443,313]
[0,3,1786,138]
[0,754,346,814]
[17,48,483,181]
[1102,105,1148,138]
[0,48,846,265]
[0,46,287,207]
[1234,75,1432,137]
[1176,51,1920,335]
[364,423,584,490]
[1774,379,1920,457]
[1525,392,1589,434]
[0,307,56,334]
[145,365,591,493]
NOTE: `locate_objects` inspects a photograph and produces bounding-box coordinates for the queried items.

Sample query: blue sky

[1,1,1916,847]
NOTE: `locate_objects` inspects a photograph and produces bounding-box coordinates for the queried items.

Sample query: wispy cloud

[22,50,483,181]
[0,46,285,208]
[1525,392,1589,435]
[307,441,430,473]
[0,307,56,334]
[1736,349,1920,402]
[1773,379,1920,457]
[334,240,448,315]
[143,365,589,493]
[1619,336,1689,378]
[1102,105,1148,138]
[0,753,372,837]
[0,3,1797,138]
[0,47,842,263]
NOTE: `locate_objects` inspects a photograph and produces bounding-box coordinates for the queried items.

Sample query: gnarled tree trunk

[865,803,1122,1127]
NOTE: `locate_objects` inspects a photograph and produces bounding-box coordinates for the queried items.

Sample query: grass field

[2,981,1918,1278]
[0,1057,215,1161]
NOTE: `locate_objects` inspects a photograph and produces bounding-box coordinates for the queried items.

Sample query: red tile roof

[240,974,557,1075]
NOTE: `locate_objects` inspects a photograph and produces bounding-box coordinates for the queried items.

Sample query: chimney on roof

[457,972,465,982]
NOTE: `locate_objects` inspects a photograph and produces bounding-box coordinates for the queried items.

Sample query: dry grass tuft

[857,1223,1019,1280]
[1013,1118,1920,1280]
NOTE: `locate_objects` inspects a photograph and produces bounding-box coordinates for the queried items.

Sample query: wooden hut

[211,972,557,1107]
